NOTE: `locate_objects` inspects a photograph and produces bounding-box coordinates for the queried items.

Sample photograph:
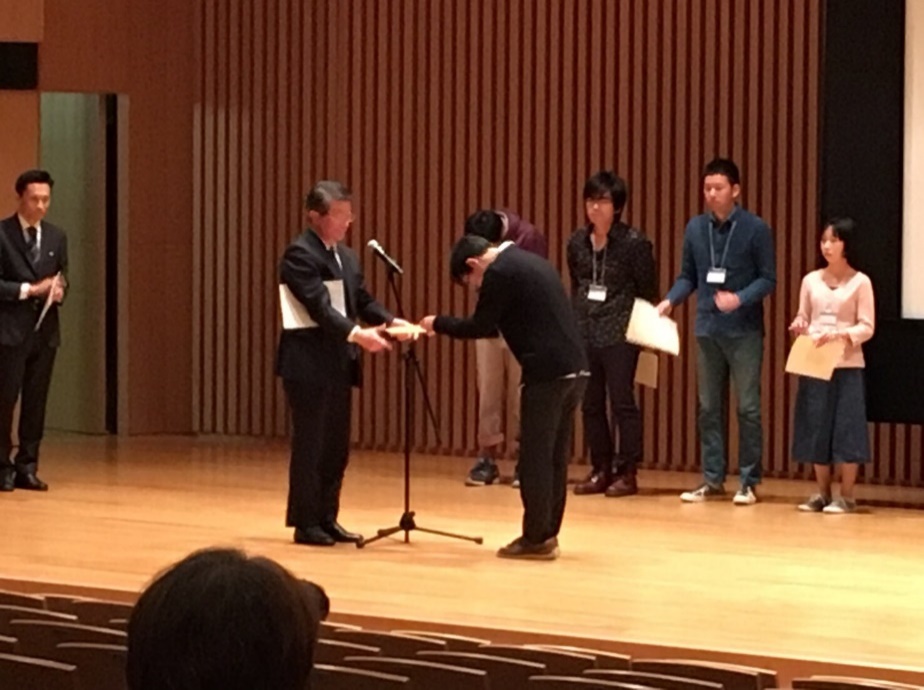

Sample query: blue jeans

[696,333,764,488]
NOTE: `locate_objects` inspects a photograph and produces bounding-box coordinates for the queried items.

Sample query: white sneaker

[732,486,758,505]
[822,497,857,514]
[680,483,726,503]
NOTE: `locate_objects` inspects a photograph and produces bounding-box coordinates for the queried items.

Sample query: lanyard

[591,236,607,285]
[709,219,737,269]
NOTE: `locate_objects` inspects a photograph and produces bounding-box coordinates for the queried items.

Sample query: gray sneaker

[822,497,858,514]
[798,494,830,512]
[680,483,726,503]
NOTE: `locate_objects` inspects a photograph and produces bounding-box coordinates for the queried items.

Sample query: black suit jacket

[275,229,392,388]
[0,215,68,348]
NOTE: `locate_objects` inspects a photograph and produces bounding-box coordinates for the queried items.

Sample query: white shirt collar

[497,240,515,252]
[17,214,42,235]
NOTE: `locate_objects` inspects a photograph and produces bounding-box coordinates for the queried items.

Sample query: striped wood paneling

[193,0,923,486]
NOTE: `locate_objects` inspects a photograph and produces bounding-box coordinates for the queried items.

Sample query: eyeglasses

[585,198,613,207]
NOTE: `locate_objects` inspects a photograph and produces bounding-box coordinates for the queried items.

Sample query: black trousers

[283,376,353,529]
[582,342,641,476]
[519,376,586,544]
[0,335,58,476]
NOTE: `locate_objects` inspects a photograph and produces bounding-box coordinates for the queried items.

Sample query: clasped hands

[28,275,66,303]
[788,316,848,347]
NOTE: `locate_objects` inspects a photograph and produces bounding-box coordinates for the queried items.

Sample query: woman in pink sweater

[788,218,875,514]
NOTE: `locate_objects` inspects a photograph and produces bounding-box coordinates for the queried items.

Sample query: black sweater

[434,247,587,384]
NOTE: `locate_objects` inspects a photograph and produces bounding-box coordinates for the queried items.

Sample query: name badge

[587,285,607,302]
[706,268,727,285]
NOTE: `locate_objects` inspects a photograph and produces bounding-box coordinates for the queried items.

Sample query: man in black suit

[420,236,588,560]
[0,169,67,492]
[276,180,409,547]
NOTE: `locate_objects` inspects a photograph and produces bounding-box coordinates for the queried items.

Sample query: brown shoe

[605,474,638,497]
[573,471,610,495]
[496,536,560,560]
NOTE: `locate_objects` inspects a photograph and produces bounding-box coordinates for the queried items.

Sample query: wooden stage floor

[2,434,924,682]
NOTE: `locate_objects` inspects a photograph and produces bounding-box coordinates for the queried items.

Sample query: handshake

[351,316,439,353]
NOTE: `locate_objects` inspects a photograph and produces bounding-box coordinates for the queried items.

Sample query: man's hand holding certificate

[624,298,681,356]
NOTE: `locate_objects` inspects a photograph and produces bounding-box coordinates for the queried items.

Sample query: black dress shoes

[0,471,13,492]
[14,473,48,491]
[322,521,363,544]
[293,526,335,547]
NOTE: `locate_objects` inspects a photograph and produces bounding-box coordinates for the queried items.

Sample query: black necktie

[25,227,39,265]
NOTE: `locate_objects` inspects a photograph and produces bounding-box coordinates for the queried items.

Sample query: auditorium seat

[108,618,129,631]
[793,676,923,690]
[630,660,777,690]
[418,650,547,686]
[332,629,448,656]
[315,639,382,663]
[0,604,77,635]
[311,663,411,689]
[0,652,79,690]
[39,594,83,614]
[529,644,632,670]
[320,620,363,637]
[584,669,725,690]
[55,642,128,690]
[0,590,45,610]
[343,655,490,690]
[391,629,491,650]
[528,676,660,689]
[478,644,597,674]
[71,599,134,627]
[9,620,127,659]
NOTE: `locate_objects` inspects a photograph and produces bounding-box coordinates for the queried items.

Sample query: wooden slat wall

[193,0,924,486]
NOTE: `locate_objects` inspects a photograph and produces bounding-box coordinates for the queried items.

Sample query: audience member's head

[127,548,326,690]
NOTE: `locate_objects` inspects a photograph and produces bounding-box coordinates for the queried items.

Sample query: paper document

[634,350,659,388]
[785,335,846,381]
[385,324,427,339]
[625,299,680,356]
[34,273,62,332]
[279,280,346,330]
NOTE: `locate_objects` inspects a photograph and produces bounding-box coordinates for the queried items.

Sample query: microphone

[367,239,404,275]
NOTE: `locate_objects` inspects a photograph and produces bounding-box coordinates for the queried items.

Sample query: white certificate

[279,280,346,330]
[625,298,681,356]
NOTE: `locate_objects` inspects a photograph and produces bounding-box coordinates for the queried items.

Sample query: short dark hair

[823,216,858,264]
[702,158,741,186]
[305,180,351,214]
[583,171,628,214]
[449,234,491,285]
[463,210,504,243]
[15,169,54,196]
[127,548,324,690]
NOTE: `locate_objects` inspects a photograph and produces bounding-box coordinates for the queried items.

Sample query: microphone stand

[358,264,482,548]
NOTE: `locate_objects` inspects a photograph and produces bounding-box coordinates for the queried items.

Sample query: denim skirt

[791,368,870,464]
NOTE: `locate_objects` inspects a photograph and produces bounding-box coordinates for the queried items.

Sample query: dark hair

[583,171,628,216]
[702,158,741,186]
[822,216,857,264]
[463,210,504,243]
[305,180,351,214]
[127,548,324,690]
[449,234,491,285]
[15,169,54,196]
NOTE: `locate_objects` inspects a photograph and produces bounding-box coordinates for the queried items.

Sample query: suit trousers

[284,375,353,528]
[581,342,642,475]
[518,376,586,544]
[0,334,58,475]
